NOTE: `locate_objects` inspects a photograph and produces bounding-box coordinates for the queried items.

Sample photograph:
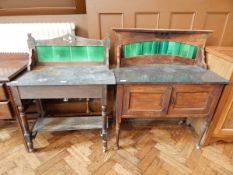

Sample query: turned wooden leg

[18,106,34,152]
[196,118,208,149]
[101,105,107,152]
[115,85,123,150]
[86,98,91,114]
[115,121,121,150]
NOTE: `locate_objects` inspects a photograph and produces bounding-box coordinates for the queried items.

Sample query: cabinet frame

[113,29,226,150]
[116,83,223,149]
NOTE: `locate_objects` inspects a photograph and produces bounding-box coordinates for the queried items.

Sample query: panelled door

[122,85,172,117]
[168,84,221,116]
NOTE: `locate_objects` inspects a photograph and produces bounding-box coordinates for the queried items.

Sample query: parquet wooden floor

[0,120,233,175]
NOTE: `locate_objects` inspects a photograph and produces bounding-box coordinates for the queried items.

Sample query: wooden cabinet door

[168,85,222,116]
[122,85,172,117]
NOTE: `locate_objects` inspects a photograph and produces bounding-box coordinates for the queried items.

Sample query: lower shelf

[32,116,102,132]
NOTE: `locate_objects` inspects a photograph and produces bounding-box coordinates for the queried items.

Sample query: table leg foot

[101,131,107,152]
[195,143,201,150]
[116,123,121,150]
[28,147,34,153]
[114,144,119,150]
[103,140,107,153]
[196,118,208,150]
[18,106,34,152]
[101,105,108,152]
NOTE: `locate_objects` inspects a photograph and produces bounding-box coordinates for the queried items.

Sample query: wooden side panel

[206,53,233,80]
[122,85,172,117]
[222,96,233,129]
[203,48,233,145]
[204,77,233,143]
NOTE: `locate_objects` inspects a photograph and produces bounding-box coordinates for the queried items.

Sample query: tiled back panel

[122,41,197,59]
[36,46,104,62]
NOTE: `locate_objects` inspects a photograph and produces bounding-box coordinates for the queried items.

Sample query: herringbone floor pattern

[0,120,233,175]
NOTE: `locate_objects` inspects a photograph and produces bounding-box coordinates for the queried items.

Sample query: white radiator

[0,23,75,54]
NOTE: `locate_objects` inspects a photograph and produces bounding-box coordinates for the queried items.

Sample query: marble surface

[9,66,115,86]
[114,64,228,84]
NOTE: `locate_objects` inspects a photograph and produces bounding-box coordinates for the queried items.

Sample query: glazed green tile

[131,43,143,57]
[123,42,143,58]
[142,41,152,55]
[36,46,71,62]
[158,41,168,54]
[122,45,129,58]
[153,41,159,54]
[70,46,104,62]
[179,44,190,58]
[53,46,71,61]
[142,41,158,55]
[179,44,197,59]
[186,45,197,59]
[70,46,87,61]
[86,46,104,61]
[36,46,54,62]
[167,42,181,56]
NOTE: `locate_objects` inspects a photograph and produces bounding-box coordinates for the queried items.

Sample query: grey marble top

[114,64,228,84]
[9,66,115,86]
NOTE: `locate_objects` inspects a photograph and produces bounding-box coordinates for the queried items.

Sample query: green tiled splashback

[36,46,104,62]
[122,41,198,59]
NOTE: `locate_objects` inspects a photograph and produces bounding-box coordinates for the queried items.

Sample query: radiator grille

[0,23,75,54]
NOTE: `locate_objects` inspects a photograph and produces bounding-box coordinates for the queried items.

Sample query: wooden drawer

[0,101,12,119]
[0,84,6,101]
[122,85,172,117]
